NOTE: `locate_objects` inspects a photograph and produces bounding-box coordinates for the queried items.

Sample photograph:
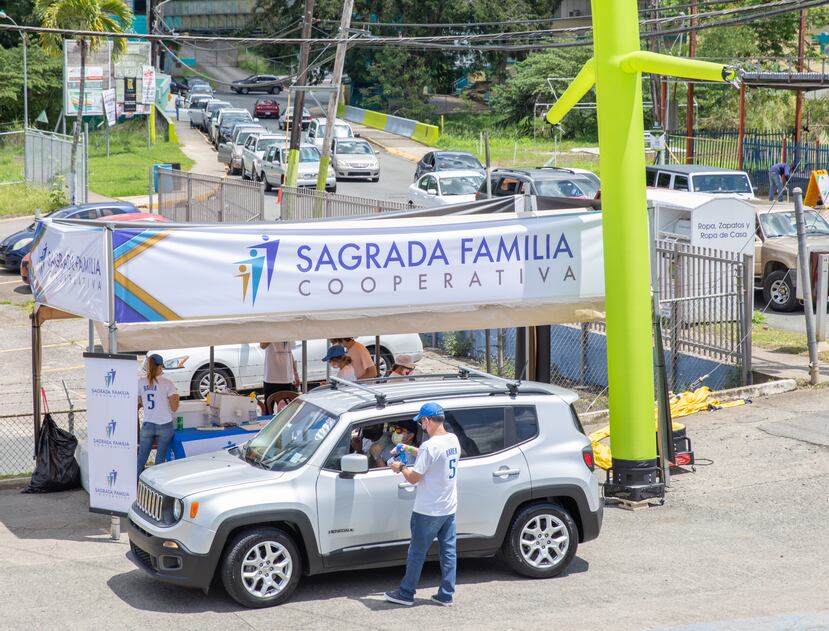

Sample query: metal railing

[157,169,265,222]
[22,128,88,203]
[280,186,415,220]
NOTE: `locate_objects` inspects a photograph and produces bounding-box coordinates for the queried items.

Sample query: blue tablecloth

[169,422,266,460]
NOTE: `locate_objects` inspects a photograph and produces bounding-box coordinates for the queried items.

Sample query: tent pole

[374,335,381,376]
[87,319,94,352]
[209,346,215,395]
[105,224,120,540]
[31,309,42,457]
[301,340,308,393]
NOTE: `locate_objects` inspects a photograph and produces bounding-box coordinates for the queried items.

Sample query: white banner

[85,354,138,516]
[64,40,112,116]
[102,88,117,127]
[141,65,156,105]
[112,213,603,323]
[30,221,109,321]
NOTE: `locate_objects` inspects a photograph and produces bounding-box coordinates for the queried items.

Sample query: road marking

[0,279,23,285]
[0,342,78,354]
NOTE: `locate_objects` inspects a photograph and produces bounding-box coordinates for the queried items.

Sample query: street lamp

[0,12,28,130]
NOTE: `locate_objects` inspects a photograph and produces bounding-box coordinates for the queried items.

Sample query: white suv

[127,368,603,608]
[151,334,424,398]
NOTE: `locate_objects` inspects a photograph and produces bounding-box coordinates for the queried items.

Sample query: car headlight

[163,355,189,369]
[11,238,32,251]
[173,498,183,521]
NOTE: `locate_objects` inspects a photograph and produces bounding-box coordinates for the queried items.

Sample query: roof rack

[456,364,521,397]
[536,166,576,174]
[329,376,387,407]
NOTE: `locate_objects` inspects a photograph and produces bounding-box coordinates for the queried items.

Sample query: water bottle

[176,416,184,431]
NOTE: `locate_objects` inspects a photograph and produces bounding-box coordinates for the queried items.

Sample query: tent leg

[31,311,42,457]
[536,325,551,383]
[374,335,381,376]
[209,346,215,395]
[87,319,94,352]
[301,340,308,393]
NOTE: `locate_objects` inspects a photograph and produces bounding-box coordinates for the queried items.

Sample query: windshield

[236,131,257,145]
[244,400,338,470]
[760,211,829,237]
[440,175,484,195]
[437,154,482,170]
[319,124,353,139]
[281,147,321,162]
[258,138,281,154]
[535,178,591,198]
[693,173,752,194]
[222,113,251,126]
[336,141,372,155]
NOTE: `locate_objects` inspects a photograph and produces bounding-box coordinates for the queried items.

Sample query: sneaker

[384,590,414,606]
[431,594,454,607]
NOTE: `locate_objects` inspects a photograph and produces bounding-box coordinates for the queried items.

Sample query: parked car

[331,138,380,181]
[170,77,187,95]
[278,107,313,131]
[305,118,354,150]
[755,207,829,311]
[542,159,601,191]
[198,100,230,133]
[183,77,212,92]
[646,165,755,199]
[0,202,139,271]
[240,133,287,181]
[409,170,485,207]
[476,168,599,200]
[189,84,214,99]
[257,144,336,193]
[216,109,256,147]
[414,151,484,181]
[148,334,423,399]
[231,74,285,94]
[188,97,220,130]
[253,98,280,119]
[219,125,266,175]
[127,369,602,607]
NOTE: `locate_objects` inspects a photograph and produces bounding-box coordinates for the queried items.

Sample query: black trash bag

[21,413,81,493]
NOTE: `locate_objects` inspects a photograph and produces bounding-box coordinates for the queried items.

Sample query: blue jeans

[769,169,784,201]
[399,512,457,601]
[137,422,174,477]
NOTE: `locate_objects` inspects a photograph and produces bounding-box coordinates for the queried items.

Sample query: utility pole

[285,0,315,189]
[315,0,354,197]
[795,8,807,145]
[685,0,697,164]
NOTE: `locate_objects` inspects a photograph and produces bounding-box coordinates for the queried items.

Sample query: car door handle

[492,468,521,478]
[398,482,416,490]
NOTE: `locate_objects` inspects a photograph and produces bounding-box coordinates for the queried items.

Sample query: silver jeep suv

[126,368,602,608]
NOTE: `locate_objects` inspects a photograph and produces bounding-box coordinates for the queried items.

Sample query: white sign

[110,213,603,323]
[141,65,156,106]
[102,88,117,127]
[29,221,109,321]
[64,40,112,116]
[85,353,138,516]
[690,203,755,255]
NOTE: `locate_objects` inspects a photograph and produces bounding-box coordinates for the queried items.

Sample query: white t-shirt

[264,342,295,384]
[411,432,461,516]
[337,364,357,381]
[138,376,178,425]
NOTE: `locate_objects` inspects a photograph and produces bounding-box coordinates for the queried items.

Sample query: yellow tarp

[588,387,746,470]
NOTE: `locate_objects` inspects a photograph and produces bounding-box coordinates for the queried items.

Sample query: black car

[476,167,600,201]
[414,151,484,181]
[231,74,284,95]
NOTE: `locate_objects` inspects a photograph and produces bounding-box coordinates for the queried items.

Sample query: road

[206,86,417,204]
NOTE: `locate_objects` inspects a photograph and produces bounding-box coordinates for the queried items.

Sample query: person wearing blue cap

[137,354,180,477]
[385,401,461,608]
[322,345,356,381]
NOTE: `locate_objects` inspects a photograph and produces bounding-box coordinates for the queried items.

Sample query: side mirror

[427,189,438,196]
[340,453,369,477]
[354,132,361,138]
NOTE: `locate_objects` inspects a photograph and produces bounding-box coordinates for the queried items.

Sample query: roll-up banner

[85,352,138,516]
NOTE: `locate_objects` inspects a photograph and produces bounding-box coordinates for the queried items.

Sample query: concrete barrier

[343,105,439,146]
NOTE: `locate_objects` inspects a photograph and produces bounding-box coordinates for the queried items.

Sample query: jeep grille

[137,480,164,522]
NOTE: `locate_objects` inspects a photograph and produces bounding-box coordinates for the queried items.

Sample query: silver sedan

[331,138,380,182]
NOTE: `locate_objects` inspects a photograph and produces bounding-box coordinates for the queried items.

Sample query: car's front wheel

[501,503,578,579]
[221,527,302,608]
[763,269,799,312]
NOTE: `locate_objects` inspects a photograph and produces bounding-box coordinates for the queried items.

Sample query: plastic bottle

[176,415,184,431]
[248,392,257,422]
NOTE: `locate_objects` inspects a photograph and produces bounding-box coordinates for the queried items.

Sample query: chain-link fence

[157,169,265,222]
[24,128,88,203]
[280,186,416,220]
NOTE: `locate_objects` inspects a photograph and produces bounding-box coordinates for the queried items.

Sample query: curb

[580,378,798,427]
[0,476,30,490]
[361,135,421,163]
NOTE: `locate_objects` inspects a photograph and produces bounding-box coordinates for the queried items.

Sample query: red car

[254,98,280,119]
[20,213,169,286]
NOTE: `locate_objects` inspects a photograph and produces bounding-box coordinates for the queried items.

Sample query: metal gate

[24,128,87,203]
[157,169,265,222]
[279,186,415,220]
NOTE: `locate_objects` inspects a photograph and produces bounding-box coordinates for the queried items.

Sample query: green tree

[34,0,132,202]
[0,44,63,127]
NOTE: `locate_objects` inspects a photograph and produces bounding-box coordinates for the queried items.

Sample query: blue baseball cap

[413,402,444,422]
[148,353,164,366]
[322,345,347,362]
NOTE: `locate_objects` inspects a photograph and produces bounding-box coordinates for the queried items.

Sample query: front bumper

[335,166,380,179]
[297,175,336,190]
[0,249,22,270]
[126,516,215,591]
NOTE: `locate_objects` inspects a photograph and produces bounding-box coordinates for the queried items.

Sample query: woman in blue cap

[321,345,356,381]
[137,354,180,477]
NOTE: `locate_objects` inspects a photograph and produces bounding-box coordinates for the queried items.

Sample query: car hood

[764,235,829,257]
[298,163,322,174]
[1,228,35,250]
[438,193,478,205]
[141,449,282,497]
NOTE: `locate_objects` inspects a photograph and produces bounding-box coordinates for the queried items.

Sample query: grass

[87,119,193,197]
[238,50,286,76]
[0,136,23,182]
[0,183,53,218]
[752,323,829,363]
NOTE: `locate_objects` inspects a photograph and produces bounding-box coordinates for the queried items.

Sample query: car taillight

[582,446,595,472]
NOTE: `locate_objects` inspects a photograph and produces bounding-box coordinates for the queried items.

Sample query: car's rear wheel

[500,503,577,579]
[190,366,235,399]
[221,527,301,608]
[763,269,799,312]
[241,87,249,95]
[262,173,272,192]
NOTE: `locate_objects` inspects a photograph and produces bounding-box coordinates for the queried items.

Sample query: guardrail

[342,105,439,146]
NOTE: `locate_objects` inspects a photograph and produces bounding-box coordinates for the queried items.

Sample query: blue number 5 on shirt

[147,393,155,410]
[448,458,457,479]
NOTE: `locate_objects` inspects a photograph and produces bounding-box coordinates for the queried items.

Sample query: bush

[48,176,68,210]
[442,332,474,358]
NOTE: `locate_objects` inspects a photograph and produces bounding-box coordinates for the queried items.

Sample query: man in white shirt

[260,341,299,407]
[385,402,460,608]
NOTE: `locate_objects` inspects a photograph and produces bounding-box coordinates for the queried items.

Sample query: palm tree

[35,0,132,203]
